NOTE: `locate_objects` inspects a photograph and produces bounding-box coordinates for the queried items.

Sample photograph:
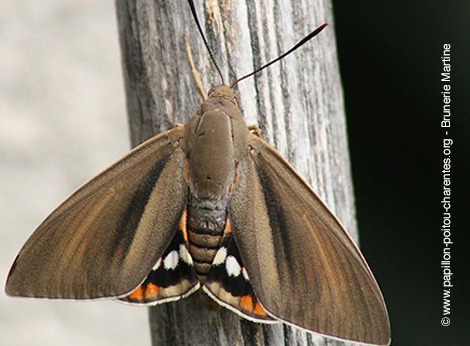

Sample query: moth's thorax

[183,85,249,202]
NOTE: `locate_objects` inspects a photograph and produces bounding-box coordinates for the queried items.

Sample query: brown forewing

[229,134,390,345]
[6,127,188,299]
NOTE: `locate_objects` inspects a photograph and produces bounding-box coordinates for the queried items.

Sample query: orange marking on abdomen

[240,295,254,311]
[128,286,144,300]
[240,295,268,317]
[253,301,268,317]
[145,283,159,299]
[225,218,232,234]
[179,209,188,242]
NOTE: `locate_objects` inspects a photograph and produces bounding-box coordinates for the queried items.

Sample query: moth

[5,3,390,346]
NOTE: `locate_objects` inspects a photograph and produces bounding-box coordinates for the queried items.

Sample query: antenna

[232,23,328,87]
[188,0,327,88]
[188,0,225,85]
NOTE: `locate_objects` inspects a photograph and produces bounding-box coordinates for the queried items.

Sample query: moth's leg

[248,124,263,138]
[183,33,207,101]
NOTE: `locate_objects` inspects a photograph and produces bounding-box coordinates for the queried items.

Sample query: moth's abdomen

[188,203,226,282]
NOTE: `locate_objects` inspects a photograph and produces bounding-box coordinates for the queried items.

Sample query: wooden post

[115,0,355,345]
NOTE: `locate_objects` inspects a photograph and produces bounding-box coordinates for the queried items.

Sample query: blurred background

[1,1,468,345]
[1,2,144,346]
[334,1,469,345]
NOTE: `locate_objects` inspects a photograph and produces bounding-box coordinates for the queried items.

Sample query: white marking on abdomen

[226,255,241,277]
[179,244,193,265]
[163,250,179,270]
[212,247,228,265]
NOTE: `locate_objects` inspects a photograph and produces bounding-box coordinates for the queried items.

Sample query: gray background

[1,2,149,345]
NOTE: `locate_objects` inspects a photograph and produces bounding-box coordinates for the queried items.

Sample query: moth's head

[207,85,240,106]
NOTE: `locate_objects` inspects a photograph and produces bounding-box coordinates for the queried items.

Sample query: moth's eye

[207,87,216,95]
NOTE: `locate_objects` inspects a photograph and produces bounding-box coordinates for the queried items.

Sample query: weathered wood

[115,0,355,345]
